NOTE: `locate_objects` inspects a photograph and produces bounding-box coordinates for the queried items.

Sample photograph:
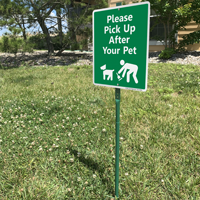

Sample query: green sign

[93,2,150,91]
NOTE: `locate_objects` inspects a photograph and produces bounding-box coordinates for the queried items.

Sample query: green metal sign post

[93,2,150,198]
[115,88,120,198]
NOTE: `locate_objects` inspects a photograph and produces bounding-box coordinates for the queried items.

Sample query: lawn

[0,63,200,199]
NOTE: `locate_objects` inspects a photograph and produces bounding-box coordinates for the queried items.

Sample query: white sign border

[92,1,150,92]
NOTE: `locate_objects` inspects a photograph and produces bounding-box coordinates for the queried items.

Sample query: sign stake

[115,88,120,198]
[93,2,150,198]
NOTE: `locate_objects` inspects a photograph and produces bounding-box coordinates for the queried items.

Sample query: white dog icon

[100,65,114,81]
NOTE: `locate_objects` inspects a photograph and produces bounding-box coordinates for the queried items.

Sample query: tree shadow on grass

[67,146,115,197]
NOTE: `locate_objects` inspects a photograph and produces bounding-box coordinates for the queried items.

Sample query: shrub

[9,37,21,55]
[51,35,62,50]
[0,36,10,52]
[21,41,34,54]
[159,48,176,59]
[28,34,47,50]
[0,35,34,55]
[28,34,65,50]
[70,42,80,51]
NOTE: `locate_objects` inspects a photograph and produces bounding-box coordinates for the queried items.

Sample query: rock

[178,90,183,94]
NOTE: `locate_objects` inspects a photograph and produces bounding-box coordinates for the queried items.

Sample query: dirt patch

[67,68,74,72]
[171,92,179,97]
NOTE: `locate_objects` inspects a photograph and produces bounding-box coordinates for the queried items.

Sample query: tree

[0,0,35,55]
[55,0,108,56]
[56,4,63,47]
[139,0,200,51]
[177,0,200,51]
[0,0,108,55]
[0,0,31,41]
[27,0,60,55]
[140,0,193,49]
[0,0,60,55]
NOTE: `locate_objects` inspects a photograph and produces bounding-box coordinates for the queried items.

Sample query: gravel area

[149,51,200,66]
[0,51,93,68]
[0,50,200,68]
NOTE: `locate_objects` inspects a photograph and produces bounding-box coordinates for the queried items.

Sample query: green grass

[0,63,200,199]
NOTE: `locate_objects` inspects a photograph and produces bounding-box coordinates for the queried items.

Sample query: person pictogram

[117,60,138,83]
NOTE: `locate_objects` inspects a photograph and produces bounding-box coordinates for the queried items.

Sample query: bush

[158,48,176,59]
[0,35,34,55]
[9,37,21,55]
[28,34,65,50]
[70,42,80,51]
[177,30,200,52]
[21,41,34,54]
[0,36,10,52]
[51,35,62,50]
[28,34,47,50]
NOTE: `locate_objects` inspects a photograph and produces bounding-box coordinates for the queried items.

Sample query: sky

[0,28,11,36]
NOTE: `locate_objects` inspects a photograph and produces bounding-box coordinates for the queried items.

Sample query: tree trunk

[55,41,69,56]
[37,17,54,55]
[70,28,77,43]
[167,20,170,48]
[21,16,27,40]
[56,8,63,46]
[22,29,27,41]
[167,12,172,49]
[68,1,78,50]
[163,23,167,48]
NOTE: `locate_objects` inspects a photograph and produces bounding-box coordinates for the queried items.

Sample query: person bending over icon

[117,60,138,83]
